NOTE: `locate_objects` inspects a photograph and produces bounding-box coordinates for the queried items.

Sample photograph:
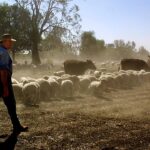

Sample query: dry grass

[1,59,150,149]
[0,83,150,149]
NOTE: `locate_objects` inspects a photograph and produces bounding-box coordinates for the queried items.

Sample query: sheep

[48,78,60,97]
[61,80,74,97]
[48,76,62,84]
[20,77,29,84]
[20,77,36,85]
[60,74,72,80]
[79,77,91,93]
[102,76,117,89]
[100,62,107,68]
[79,75,98,82]
[69,75,80,93]
[43,75,50,80]
[12,78,19,84]
[138,71,150,84]
[36,79,51,101]
[127,72,140,87]
[13,83,23,102]
[88,81,102,96]
[54,71,65,77]
[94,70,101,78]
[59,74,80,94]
[143,72,150,82]
[99,68,107,72]
[22,82,40,106]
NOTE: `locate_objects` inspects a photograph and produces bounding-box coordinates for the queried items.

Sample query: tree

[0,3,32,62]
[113,40,136,58]
[138,46,149,57]
[114,40,136,50]
[0,3,32,49]
[15,0,81,65]
[9,4,32,51]
[0,3,10,34]
[97,39,105,50]
[41,26,65,51]
[80,31,97,57]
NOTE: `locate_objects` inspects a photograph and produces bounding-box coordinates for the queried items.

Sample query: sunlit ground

[0,83,150,149]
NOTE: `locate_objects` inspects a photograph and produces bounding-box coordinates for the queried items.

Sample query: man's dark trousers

[2,76,21,129]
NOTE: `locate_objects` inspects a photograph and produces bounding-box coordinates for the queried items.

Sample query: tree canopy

[15,0,81,64]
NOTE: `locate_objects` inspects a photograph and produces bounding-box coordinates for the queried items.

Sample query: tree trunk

[31,26,41,65]
[32,41,41,65]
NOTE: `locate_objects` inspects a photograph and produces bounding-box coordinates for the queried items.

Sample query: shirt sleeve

[0,50,10,70]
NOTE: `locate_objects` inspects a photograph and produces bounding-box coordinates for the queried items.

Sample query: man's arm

[0,50,10,97]
[0,69,9,97]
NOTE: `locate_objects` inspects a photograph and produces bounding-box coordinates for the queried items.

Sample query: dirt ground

[0,82,150,150]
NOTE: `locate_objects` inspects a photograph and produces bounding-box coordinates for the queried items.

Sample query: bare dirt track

[1,84,150,150]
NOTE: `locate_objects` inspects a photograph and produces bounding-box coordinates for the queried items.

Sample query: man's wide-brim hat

[0,34,16,43]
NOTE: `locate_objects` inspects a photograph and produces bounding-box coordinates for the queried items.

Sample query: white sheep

[88,81,102,96]
[79,77,91,93]
[43,75,50,80]
[61,80,73,97]
[36,79,51,101]
[48,78,60,97]
[69,75,80,94]
[12,78,19,84]
[94,70,101,78]
[48,76,61,81]
[54,71,65,77]
[20,77,36,85]
[13,83,23,101]
[22,82,40,106]
[138,71,150,84]
[60,74,80,94]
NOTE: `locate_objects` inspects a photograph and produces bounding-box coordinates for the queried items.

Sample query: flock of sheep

[12,68,150,106]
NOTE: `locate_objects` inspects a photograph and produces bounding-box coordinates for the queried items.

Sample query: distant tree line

[80,31,150,61]
[0,2,149,64]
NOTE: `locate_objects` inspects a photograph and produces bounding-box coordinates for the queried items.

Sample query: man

[0,34,28,134]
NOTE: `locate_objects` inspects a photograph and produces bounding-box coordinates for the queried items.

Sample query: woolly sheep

[36,79,51,101]
[69,75,80,93]
[20,77,36,85]
[79,75,98,82]
[59,74,80,93]
[13,83,23,101]
[48,76,61,81]
[79,77,91,93]
[48,78,60,97]
[54,71,65,77]
[61,80,73,97]
[43,75,50,80]
[88,81,102,96]
[22,82,40,106]
[94,71,101,78]
[12,78,19,84]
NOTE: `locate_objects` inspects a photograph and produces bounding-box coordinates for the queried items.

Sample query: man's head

[0,34,16,50]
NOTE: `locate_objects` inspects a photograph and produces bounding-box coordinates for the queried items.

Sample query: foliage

[15,0,81,64]
[80,31,97,57]
[0,3,31,50]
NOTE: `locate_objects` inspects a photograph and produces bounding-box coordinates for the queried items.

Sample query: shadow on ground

[0,133,19,150]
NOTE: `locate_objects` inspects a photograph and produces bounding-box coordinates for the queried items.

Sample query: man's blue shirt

[0,45,12,75]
